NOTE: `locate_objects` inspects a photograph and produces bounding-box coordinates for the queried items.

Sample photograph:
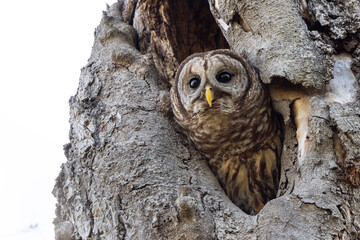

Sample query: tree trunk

[53,1,360,239]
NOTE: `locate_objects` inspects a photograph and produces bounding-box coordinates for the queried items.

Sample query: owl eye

[189,77,201,89]
[216,71,232,83]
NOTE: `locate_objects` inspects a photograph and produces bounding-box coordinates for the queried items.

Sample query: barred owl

[170,49,282,215]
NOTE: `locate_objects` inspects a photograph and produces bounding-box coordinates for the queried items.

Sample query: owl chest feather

[211,137,281,215]
[187,103,273,156]
[186,105,281,215]
[208,115,281,215]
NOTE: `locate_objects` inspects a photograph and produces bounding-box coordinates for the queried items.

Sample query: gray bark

[53,1,360,239]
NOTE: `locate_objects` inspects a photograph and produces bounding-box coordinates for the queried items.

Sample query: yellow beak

[205,85,214,107]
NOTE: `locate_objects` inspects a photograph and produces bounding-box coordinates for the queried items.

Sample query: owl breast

[170,49,282,215]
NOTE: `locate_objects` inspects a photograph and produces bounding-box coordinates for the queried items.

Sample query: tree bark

[53,1,360,239]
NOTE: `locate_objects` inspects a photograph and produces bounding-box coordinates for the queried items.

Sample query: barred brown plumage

[170,49,283,215]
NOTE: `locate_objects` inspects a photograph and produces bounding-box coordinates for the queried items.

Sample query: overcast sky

[0,1,111,239]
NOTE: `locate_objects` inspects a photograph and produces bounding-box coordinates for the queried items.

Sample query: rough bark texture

[54,1,360,239]
[208,0,333,88]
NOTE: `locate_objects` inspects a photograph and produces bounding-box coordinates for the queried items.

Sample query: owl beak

[205,85,214,107]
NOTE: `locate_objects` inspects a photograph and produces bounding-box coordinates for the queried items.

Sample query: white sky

[0,1,112,239]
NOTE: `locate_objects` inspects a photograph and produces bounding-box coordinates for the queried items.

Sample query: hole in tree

[138,0,229,75]
[166,0,229,63]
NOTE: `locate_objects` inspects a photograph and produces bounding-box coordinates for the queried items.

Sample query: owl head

[170,49,268,154]
[170,49,264,124]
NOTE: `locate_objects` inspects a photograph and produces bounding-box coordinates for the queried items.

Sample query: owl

[170,49,282,215]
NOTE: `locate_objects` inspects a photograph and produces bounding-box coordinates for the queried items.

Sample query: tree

[53,1,360,239]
